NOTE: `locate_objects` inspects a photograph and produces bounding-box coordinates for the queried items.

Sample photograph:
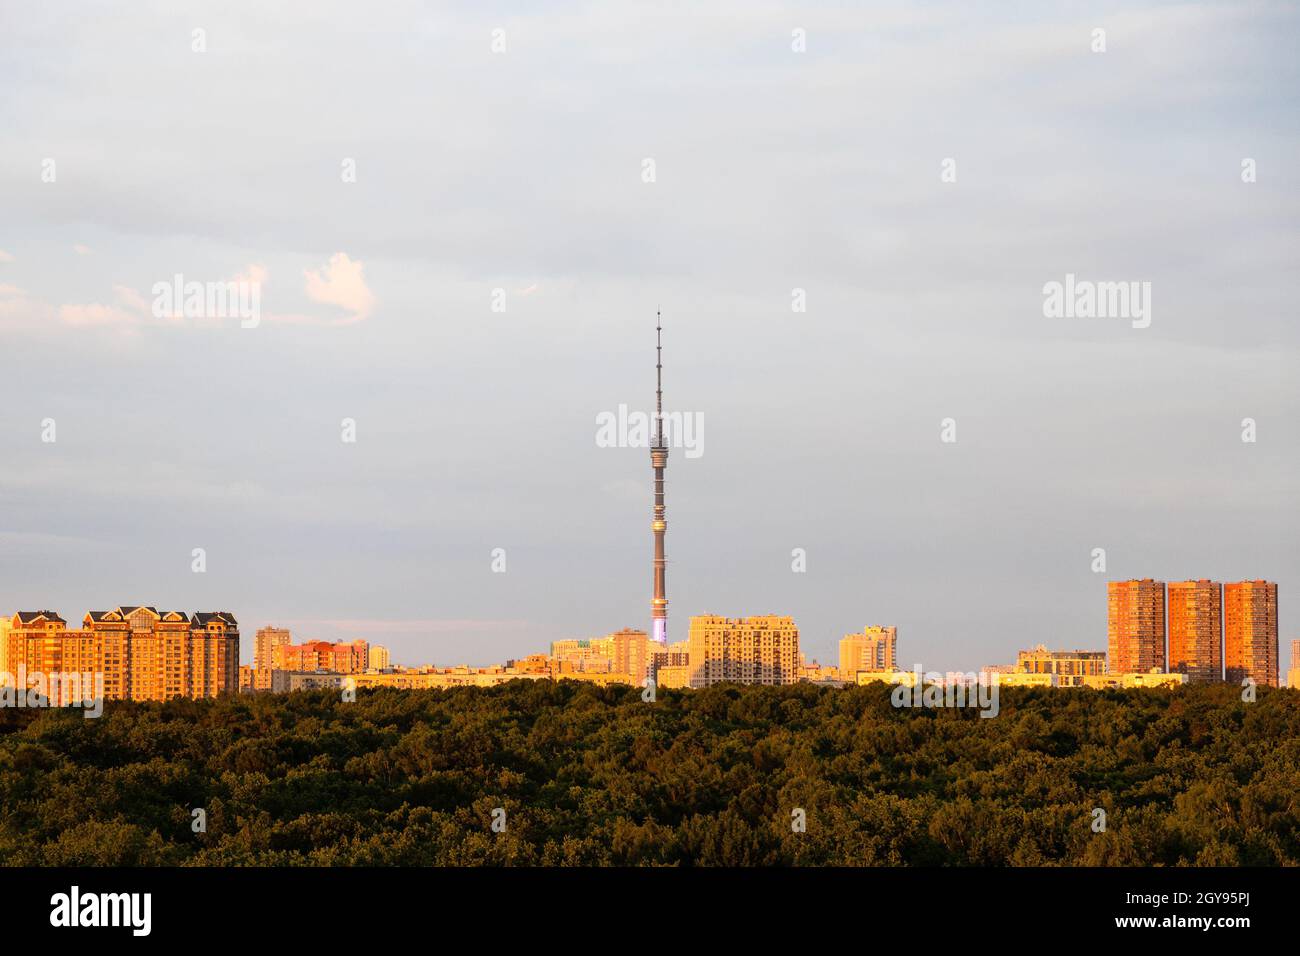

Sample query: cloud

[302,252,375,324]
[111,284,149,314]
[0,250,14,262]
[234,263,267,287]
[0,283,55,328]
[59,284,149,327]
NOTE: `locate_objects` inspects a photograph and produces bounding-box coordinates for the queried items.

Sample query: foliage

[0,681,1296,866]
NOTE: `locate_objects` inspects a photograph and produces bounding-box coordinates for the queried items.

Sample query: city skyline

[2,2,1298,674]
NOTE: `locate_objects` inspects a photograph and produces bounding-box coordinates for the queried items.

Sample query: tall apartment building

[2,611,67,688]
[3,606,239,701]
[1224,580,1278,687]
[368,644,391,671]
[687,615,800,688]
[1107,579,1166,674]
[271,639,369,674]
[608,628,649,685]
[254,626,292,670]
[1288,639,1300,690]
[1167,579,1223,683]
[839,626,898,678]
[1014,645,1107,686]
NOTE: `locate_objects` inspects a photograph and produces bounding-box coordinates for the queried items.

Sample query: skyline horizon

[4,580,1292,677]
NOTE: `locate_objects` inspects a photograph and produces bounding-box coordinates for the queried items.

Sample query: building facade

[1167,579,1223,683]
[254,626,292,671]
[687,615,800,687]
[271,639,369,674]
[1107,579,1166,674]
[839,626,898,678]
[271,671,348,693]
[608,628,649,685]
[1014,645,1107,686]
[1224,580,1279,687]
[3,607,239,702]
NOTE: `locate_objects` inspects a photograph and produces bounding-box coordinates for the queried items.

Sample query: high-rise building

[687,615,801,687]
[368,645,391,671]
[2,611,66,689]
[3,606,239,702]
[1224,580,1278,687]
[1167,579,1223,683]
[254,626,292,670]
[608,628,649,684]
[839,626,898,678]
[1107,579,1166,674]
[1287,639,1300,690]
[650,312,669,647]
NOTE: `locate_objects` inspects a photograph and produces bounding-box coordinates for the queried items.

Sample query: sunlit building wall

[1014,645,1107,686]
[1224,580,1279,687]
[687,615,800,687]
[1108,579,1166,674]
[4,607,238,701]
[1167,580,1223,683]
[839,626,898,679]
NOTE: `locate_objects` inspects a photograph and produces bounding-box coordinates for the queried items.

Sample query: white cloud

[302,252,375,324]
[59,284,149,326]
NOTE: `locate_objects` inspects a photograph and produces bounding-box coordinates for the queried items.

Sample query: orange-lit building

[1167,579,1223,683]
[271,639,369,674]
[1107,579,1166,674]
[1224,580,1278,687]
[839,626,897,679]
[1014,645,1107,686]
[3,606,239,701]
[254,626,292,670]
[550,628,648,684]
[687,615,801,687]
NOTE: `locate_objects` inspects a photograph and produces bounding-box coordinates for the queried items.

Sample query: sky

[1,1,1297,673]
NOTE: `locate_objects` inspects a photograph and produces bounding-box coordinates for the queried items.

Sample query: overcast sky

[1,1,1297,672]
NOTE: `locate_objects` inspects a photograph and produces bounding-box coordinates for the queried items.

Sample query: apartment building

[687,615,801,687]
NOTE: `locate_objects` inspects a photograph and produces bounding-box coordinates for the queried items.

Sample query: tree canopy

[1,681,1296,866]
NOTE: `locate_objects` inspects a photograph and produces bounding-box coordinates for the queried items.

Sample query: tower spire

[655,309,664,448]
[650,311,669,646]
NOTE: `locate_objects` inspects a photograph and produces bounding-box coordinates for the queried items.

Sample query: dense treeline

[1,681,1297,866]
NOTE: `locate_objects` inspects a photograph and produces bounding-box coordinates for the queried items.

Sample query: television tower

[650,311,669,645]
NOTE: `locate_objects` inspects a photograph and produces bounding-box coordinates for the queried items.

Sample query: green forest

[1,681,1297,866]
